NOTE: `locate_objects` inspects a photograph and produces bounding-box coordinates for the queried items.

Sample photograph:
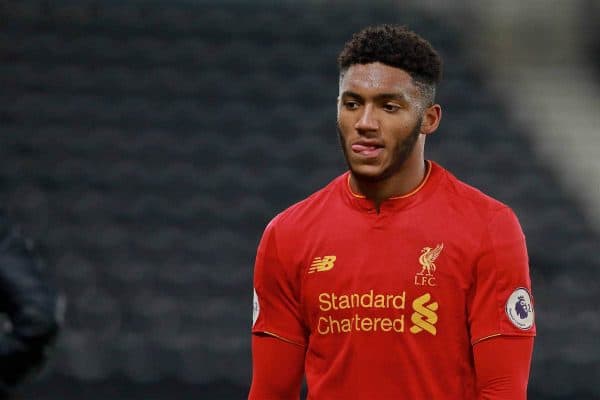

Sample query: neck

[350,158,429,209]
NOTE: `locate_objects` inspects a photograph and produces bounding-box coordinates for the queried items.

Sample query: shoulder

[257,173,346,265]
[438,165,514,220]
[434,164,525,246]
[268,173,346,231]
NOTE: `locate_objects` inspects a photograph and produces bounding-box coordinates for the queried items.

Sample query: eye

[344,101,360,110]
[383,103,401,113]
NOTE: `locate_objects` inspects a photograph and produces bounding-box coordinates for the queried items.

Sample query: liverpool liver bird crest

[418,243,444,276]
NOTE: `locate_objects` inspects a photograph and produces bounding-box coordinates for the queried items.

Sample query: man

[249,25,535,399]
[0,209,61,398]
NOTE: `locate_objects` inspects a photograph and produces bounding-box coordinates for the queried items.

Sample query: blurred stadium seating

[1,0,599,399]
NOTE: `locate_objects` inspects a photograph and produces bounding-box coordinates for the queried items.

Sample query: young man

[249,25,535,399]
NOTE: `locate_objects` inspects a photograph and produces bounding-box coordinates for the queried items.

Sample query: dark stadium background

[1,1,599,399]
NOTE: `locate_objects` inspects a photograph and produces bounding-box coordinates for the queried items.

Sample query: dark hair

[337,25,442,105]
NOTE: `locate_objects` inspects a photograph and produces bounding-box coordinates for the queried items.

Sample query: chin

[349,164,388,183]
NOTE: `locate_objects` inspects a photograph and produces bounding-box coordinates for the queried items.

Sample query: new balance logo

[308,256,336,273]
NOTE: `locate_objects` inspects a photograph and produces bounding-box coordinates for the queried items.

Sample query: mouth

[351,143,384,158]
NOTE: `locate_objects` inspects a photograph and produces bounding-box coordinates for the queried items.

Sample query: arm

[248,334,305,400]
[249,217,307,399]
[0,212,61,389]
[474,336,534,400]
[468,207,535,399]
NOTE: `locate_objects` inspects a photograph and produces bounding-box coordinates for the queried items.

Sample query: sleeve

[468,207,536,344]
[252,217,307,347]
[474,336,534,400]
[248,334,305,400]
[0,211,62,389]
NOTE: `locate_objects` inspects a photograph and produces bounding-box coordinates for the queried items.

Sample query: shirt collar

[342,160,444,212]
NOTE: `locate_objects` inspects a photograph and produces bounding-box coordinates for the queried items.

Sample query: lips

[351,142,383,157]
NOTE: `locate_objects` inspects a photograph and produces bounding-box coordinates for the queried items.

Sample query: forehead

[339,62,418,97]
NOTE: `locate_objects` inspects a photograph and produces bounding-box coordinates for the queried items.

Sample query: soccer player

[249,25,535,399]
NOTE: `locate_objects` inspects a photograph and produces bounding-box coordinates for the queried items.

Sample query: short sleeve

[252,217,307,347]
[468,207,536,344]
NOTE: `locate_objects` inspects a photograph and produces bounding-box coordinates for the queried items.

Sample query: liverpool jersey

[252,161,536,399]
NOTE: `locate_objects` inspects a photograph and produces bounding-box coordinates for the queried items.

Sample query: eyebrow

[340,90,409,102]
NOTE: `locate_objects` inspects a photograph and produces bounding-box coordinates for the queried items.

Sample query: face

[337,62,427,183]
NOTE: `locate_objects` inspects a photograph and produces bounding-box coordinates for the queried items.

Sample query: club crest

[414,243,443,287]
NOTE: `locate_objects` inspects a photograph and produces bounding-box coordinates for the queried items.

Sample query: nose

[354,104,378,132]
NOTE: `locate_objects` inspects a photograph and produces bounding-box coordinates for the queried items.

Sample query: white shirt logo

[252,288,260,327]
[505,288,534,330]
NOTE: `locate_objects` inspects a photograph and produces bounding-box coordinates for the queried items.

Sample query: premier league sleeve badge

[505,287,535,330]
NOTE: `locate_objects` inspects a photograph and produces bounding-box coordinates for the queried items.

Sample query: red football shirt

[252,161,536,399]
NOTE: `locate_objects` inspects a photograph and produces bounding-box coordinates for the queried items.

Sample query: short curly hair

[337,25,442,105]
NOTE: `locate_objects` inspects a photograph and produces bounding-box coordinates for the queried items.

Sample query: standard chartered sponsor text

[317,290,406,335]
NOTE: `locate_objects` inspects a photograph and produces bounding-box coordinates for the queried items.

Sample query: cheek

[388,119,417,138]
[337,111,354,133]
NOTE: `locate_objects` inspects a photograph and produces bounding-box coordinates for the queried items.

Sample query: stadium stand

[0,1,598,399]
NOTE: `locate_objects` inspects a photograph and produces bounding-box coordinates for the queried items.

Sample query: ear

[420,104,442,135]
